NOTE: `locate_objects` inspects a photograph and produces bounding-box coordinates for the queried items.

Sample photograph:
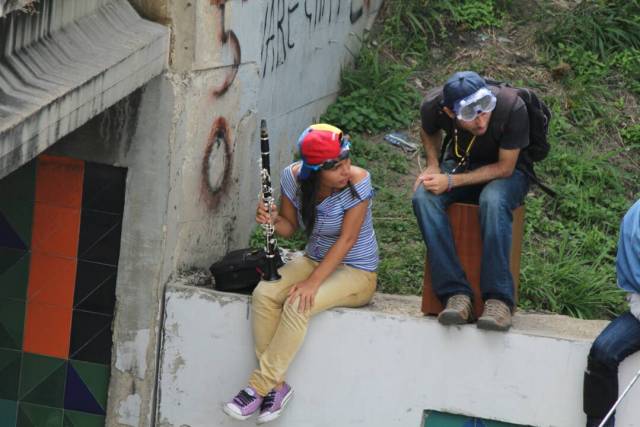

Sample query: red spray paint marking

[201,117,233,209]
[211,0,242,97]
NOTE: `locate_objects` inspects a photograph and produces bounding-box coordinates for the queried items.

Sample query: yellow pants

[248,255,377,396]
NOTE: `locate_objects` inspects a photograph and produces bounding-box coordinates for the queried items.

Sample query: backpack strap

[490,84,519,140]
[491,84,558,198]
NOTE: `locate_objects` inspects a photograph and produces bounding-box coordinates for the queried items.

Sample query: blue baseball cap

[442,71,487,109]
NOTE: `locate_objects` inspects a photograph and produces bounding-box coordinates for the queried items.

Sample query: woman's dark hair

[298,169,361,238]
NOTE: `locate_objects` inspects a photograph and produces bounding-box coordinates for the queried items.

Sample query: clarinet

[259,119,282,281]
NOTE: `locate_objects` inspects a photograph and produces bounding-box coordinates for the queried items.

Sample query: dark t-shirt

[420,84,531,171]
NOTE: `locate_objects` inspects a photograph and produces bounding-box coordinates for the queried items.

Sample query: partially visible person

[583,199,640,427]
[222,124,378,424]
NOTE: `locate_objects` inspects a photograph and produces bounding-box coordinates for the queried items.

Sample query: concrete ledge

[157,278,640,427]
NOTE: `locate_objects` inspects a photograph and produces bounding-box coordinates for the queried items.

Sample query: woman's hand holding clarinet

[256,198,278,226]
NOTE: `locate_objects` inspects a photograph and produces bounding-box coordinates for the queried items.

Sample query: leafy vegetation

[380,0,505,59]
[322,47,419,134]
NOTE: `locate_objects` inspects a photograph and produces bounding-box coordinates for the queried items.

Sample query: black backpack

[209,248,284,294]
[488,80,551,161]
[487,80,556,197]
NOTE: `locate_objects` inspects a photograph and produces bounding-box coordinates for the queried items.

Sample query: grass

[322,46,419,134]
[349,136,426,294]
[253,0,640,320]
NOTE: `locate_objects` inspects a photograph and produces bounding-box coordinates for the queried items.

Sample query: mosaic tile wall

[0,155,126,427]
[423,410,530,427]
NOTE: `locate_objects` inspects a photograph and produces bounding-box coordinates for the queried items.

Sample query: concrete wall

[47,1,383,426]
[49,77,176,427]
[0,0,32,17]
[158,281,640,427]
[0,0,168,179]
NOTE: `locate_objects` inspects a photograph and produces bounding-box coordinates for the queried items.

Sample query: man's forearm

[450,162,515,188]
[421,129,442,168]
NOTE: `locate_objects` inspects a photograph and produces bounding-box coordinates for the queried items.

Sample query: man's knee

[589,334,622,371]
[479,185,509,211]
[412,186,444,211]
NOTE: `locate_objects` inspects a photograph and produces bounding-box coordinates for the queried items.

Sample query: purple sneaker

[223,387,263,420]
[257,383,294,424]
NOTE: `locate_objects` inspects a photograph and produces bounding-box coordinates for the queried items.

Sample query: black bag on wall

[209,248,283,294]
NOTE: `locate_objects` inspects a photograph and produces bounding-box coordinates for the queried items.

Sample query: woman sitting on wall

[223,124,379,424]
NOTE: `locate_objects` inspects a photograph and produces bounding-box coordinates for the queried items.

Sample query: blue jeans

[584,312,640,426]
[412,167,529,307]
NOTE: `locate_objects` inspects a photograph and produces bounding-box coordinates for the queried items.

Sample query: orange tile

[31,203,81,258]
[27,252,76,308]
[23,302,72,358]
[35,155,84,209]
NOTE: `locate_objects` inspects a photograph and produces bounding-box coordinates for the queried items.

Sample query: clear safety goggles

[453,88,497,121]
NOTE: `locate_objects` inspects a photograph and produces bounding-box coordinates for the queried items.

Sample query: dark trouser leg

[584,312,640,426]
[477,169,529,307]
[412,182,478,303]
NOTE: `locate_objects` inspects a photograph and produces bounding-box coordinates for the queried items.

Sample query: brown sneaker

[477,299,512,331]
[437,294,473,325]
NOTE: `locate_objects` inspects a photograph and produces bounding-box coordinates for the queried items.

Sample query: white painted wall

[157,283,640,427]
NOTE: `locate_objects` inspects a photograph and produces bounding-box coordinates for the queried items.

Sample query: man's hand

[421,173,450,195]
[413,165,441,192]
[287,279,321,313]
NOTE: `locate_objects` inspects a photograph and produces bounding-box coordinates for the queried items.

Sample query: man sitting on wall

[583,199,640,427]
[412,71,531,331]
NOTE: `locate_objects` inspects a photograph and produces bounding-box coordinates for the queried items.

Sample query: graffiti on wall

[201,117,233,209]
[202,0,370,209]
[210,0,242,97]
[349,0,370,24]
[260,0,369,77]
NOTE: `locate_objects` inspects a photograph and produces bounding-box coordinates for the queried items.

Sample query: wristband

[446,173,453,192]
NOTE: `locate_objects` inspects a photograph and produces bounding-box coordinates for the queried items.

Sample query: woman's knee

[252,281,277,305]
[281,298,311,323]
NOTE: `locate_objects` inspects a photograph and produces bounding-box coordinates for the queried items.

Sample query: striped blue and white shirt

[281,162,379,272]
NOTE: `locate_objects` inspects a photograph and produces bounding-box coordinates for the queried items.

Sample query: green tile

[0,249,25,273]
[62,410,104,427]
[0,250,29,301]
[17,403,62,427]
[0,399,18,427]
[423,411,467,427]
[0,204,34,250]
[69,361,109,411]
[0,162,36,204]
[423,411,531,427]
[0,349,21,400]
[19,354,66,408]
[0,299,26,350]
[484,421,529,427]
